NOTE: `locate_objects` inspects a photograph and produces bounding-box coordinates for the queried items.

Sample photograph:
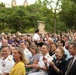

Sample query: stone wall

[38,21,47,34]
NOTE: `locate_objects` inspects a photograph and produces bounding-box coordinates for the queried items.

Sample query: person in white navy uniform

[27,44,53,75]
[19,41,32,61]
[1,46,14,75]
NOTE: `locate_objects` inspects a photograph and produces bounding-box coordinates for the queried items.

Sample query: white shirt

[0,42,2,48]
[64,46,72,60]
[0,58,2,74]
[32,33,40,42]
[23,48,32,60]
[38,53,53,73]
[1,55,14,74]
[27,53,53,75]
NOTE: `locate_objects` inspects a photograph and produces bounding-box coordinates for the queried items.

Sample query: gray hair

[30,45,38,53]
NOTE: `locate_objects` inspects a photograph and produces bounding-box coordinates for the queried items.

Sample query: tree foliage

[0,0,75,33]
[59,0,76,31]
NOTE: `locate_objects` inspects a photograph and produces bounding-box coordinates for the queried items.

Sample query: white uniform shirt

[23,48,32,60]
[32,33,40,42]
[38,53,53,73]
[27,53,53,75]
[0,57,2,74]
[1,55,14,74]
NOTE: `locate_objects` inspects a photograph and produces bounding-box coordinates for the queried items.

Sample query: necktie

[65,57,74,75]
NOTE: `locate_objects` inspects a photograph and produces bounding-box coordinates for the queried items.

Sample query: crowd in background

[0,29,76,75]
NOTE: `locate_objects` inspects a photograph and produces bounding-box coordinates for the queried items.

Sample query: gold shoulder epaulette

[0,57,3,59]
[25,50,28,52]
[8,58,12,61]
[47,55,52,58]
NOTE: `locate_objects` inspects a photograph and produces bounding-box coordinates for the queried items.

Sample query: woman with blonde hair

[9,47,29,75]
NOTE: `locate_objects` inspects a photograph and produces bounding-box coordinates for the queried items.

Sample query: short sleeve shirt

[1,55,14,74]
[9,61,26,75]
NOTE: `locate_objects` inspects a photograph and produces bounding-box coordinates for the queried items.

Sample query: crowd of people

[0,29,76,75]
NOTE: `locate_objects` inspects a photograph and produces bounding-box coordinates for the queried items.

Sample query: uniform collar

[43,53,50,59]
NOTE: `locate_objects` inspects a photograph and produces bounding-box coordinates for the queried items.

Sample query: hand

[50,61,55,68]
[43,58,47,64]
[32,64,37,68]
[25,64,29,67]
[34,65,40,69]
[50,61,60,73]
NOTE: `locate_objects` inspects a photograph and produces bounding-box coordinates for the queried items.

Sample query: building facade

[0,0,28,7]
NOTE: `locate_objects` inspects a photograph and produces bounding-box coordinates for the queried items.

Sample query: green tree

[0,2,5,8]
[59,0,76,31]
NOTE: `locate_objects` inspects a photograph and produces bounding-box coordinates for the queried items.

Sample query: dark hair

[37,42,44,47]
[64,35,69,39]
[35,29,39,33]
[61,40,65,46]
[53,43,57,48]
[42,43,50,51]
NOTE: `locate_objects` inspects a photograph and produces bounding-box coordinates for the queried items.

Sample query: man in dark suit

[65,42,76,75]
